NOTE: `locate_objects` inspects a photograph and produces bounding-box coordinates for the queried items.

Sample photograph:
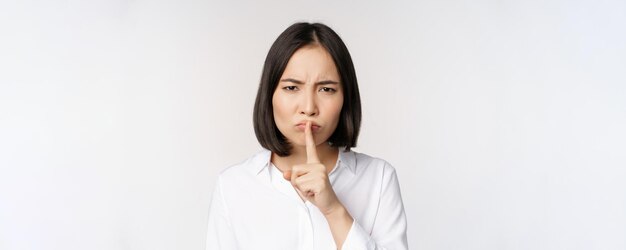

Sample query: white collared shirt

[206,148,408,250]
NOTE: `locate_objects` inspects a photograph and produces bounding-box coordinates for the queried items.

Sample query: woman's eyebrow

[280,78,339,85]
[316,80,339,85]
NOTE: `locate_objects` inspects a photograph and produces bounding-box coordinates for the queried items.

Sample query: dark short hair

[253,22,362,157]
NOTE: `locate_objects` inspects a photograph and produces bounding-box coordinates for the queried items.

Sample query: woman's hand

[282,121,343,216]
[283,121,354,248]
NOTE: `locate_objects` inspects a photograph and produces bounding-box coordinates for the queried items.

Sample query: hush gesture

[282,121,353,217]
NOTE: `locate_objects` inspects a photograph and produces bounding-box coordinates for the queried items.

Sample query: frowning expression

[272,45,344,147]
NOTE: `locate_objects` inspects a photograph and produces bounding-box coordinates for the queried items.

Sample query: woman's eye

[283,86,298,91]
[320,87,336,93]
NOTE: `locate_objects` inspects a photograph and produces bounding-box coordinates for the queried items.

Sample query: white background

[1,0,625,249]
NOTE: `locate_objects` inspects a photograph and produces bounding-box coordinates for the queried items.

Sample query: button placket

[297,202,315,250]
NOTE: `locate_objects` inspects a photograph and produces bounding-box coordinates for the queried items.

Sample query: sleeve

[205,177,239,250]
[341,163,408,250]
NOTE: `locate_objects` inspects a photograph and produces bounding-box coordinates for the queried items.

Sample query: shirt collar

[248,147,356,176]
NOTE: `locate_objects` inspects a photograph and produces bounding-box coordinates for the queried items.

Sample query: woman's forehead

[281,45,340,81]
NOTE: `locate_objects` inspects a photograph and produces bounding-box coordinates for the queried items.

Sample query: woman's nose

[299,90,317,116]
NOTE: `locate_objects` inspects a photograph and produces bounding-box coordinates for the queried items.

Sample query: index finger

[305,121,320,164]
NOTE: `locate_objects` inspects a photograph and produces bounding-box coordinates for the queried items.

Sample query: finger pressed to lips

[305,121,320,164]
[280,121,323,184]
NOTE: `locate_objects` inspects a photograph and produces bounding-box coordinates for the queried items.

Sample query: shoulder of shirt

[352,150,397,173]
[215,149,269,178]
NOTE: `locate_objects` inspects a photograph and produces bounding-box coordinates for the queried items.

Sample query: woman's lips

[295,123,321,132]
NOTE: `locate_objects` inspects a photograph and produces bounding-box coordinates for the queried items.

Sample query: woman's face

[272,45,344,148]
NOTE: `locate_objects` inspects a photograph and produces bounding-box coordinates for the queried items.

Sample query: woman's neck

[271,143,339,173]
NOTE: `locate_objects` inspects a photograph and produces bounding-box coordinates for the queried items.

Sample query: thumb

[283,170,292,181]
